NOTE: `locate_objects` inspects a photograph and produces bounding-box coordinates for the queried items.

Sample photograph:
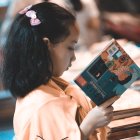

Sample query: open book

[74,39,140,106]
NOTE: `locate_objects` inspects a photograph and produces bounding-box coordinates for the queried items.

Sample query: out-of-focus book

[74,39,140,106]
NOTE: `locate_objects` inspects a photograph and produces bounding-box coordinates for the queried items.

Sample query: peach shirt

[14,77,106,140]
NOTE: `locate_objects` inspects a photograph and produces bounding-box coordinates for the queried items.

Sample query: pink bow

[19,5,41,26]
[26,10,41,26]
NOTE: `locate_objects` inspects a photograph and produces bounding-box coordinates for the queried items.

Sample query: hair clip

[19,5,41,26]
[25,10,41,26]
[19,5,32,14]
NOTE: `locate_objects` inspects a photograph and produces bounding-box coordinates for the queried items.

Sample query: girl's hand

[80,96,118,140]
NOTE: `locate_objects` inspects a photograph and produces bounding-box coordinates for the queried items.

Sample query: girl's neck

[52,77,69,91]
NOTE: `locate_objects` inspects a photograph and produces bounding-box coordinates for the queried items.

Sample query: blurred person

[50,0,102,49]
[69,0,102,48]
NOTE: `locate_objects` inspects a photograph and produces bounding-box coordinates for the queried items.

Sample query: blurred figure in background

[96,0,140,44]
[50,0,102,49]
[69,0,102,48]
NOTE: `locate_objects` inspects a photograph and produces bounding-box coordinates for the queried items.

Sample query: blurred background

[0,0,140,140]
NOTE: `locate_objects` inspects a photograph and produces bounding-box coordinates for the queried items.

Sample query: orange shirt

[14,77,106,140]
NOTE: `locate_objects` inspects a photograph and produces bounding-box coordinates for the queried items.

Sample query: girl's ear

[43,37,52,49]
[43,37,49,45]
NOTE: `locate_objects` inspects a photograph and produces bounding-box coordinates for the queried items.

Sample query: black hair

[2,2,76,98]
[69,0,83,11]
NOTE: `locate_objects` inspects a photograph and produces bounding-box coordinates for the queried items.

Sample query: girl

[3,2,114,140]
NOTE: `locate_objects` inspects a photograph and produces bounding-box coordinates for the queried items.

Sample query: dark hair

[69,0,83,11]
[2,2,76,97]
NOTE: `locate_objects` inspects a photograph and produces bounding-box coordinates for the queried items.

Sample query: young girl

[3,2,115,140]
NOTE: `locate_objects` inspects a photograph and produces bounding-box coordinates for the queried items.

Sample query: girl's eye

[68,46,75,51]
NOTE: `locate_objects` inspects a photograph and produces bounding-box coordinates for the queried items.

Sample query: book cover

[74,39,140,106]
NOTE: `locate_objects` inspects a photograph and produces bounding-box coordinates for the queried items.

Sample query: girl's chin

[53,67,70,77]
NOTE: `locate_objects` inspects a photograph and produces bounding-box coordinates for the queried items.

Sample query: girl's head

[3,2,79,97]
